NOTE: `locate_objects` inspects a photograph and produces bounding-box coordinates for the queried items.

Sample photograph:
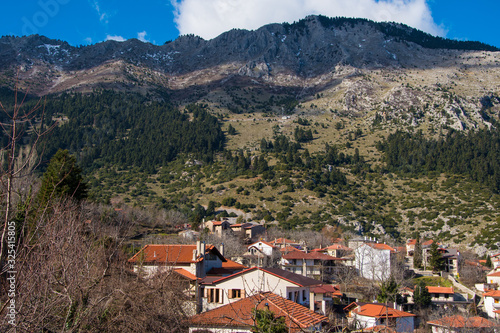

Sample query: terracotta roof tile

[426,286,454,294]
[188,292,327,331]
[483,290,500,297]
[407,239,417,245]
[128,244,225,265]
[173,268,198,281]
[352,304,415,318]
[487,270,500,277]
[366,243,396,252]
[280,245,300,253]
[248,240,276,249]
[222,259,247,270]
[427,315,497,328]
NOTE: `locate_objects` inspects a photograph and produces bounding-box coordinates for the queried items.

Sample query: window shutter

[241,289,245,298]
[228,289,233,299]
[219,289,223,303]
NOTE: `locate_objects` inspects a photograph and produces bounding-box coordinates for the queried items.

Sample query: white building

[355,243,396,281]
[200,266,322,312]
[346,303,415,332]
[483,290,500,319]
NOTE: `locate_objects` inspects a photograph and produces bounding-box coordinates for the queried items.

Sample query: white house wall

[202,269,310,312]
[355,244,391,281]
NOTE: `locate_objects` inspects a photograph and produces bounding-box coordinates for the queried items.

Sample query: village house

[203,220,231,236]
[271,237,302,250]
[427,315,498,333]
[309,284,342,315]
[199,266,325,312]
[345,302,415,332]
[127,241,226,278]
[280,250,344,281]
[487,269,500,285]
[355,242,396,281]
[426,286,456,303]
[188,292,329,333]
[230,222,265,241]
[247,240,277,257]
[315,243,353,258]
[483,290,500,319]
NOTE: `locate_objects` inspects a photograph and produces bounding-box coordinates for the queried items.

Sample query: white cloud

[106,35,126,42]
[91,0,109,24]
[137,31,149,43]
[171,0,446,40]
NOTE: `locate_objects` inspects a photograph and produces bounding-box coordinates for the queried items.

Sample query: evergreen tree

[413,236,423,269]
[413,280,431,308]
[428,242,445,272]
[485,255,493,269]
[37,149,87,204]
[377,276,401,304]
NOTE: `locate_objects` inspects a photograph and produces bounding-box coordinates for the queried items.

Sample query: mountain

[2,15,500,251]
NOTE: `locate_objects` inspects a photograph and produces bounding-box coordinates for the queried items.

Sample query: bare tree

[0,83,56,264]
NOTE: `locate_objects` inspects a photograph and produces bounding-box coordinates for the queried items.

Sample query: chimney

[196,240,201,256]
[193,249,197,261]
[220,243,225,257]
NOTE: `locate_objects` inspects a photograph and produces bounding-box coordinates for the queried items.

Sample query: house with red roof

[345,302,415,332]
[128,241,226,278]
[280,250,344,281]
[188,292,329,333]
[425,286,456,303]
[199,266,325,312]
[322,243,353,258]
[427,315,498,333]
[483,289,500,319]
[487,269,500,285]
[203,220,231,236]
[247,240,277,257]
[355,242,396,281]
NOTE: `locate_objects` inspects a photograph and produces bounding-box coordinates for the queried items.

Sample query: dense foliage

[42,91,225,173]
[377,129,500,192]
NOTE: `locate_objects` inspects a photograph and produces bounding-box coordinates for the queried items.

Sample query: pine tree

[414,236,423,269]
[413,280,431,308]
[37,149,87,204]
[428,242,445,272]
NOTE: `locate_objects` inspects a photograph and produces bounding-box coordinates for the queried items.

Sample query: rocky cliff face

[1,15,499,132]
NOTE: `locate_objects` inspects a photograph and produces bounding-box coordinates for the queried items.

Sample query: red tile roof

[282,251,344,261]
[309,284,342,297]
[280,245,301,253]
[222,259,247,270]
[352,304,415,318]
[173,268,198,281]
[366,243,396,252]
[407,239,417,245]
[487,270,500,277]
[248,240,276,249]
[272,238,298,245]
[128,244,225,265]
[426,286,454,294]
[483,290,500,297]
[427,315,497,328]
[188,292,327,332]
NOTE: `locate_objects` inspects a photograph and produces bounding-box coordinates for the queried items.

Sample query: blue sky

[0,0,498,48]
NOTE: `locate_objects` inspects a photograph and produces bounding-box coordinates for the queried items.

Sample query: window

[495,298,499,304]
[207,288,222,303]
[229,289,244,299]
